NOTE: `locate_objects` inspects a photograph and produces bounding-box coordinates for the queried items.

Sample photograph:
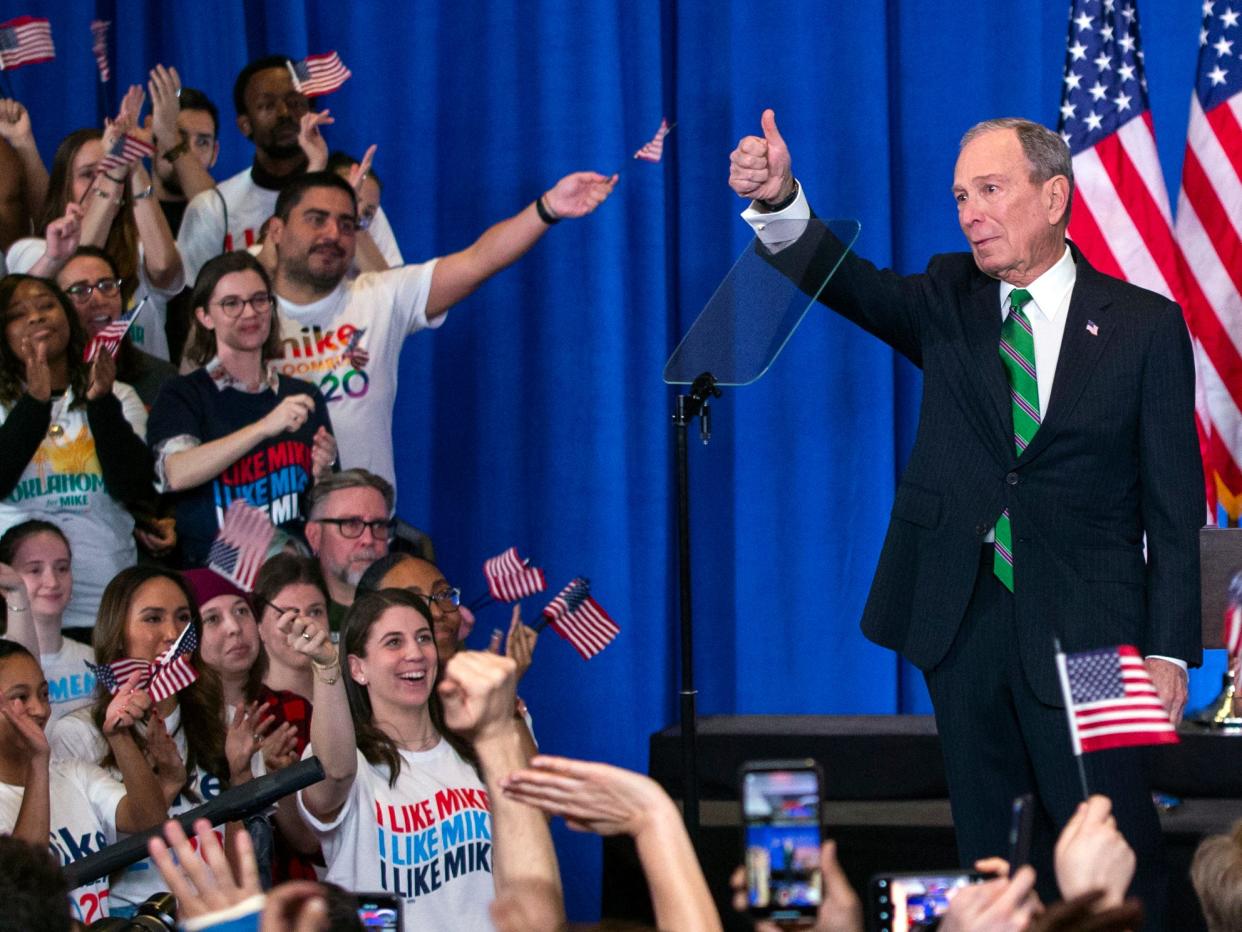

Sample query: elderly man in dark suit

[729,110,1203,922]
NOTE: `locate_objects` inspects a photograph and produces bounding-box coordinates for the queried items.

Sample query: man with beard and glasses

[267,169,616,488]
[303,468,395,632]
[175,55,402,285]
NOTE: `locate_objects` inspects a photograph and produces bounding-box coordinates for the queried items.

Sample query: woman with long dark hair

[147,251,336,567]
[0,274,154,634]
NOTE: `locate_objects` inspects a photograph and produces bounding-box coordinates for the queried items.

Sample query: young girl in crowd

[296,589,497,929]
[0,274,154,634]
[0,521,95,722]
[0,638,178,924]
[48,566,265,915]
[147,251,336,567]
[5,92,185,362]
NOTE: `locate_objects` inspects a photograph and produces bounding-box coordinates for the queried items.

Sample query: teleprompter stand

[662,217,860,845]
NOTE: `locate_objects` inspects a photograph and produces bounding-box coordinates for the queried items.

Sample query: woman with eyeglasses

[0,274,154,632]
[54,247,177,408]
[147,251,337,568]
[5,89,184,363]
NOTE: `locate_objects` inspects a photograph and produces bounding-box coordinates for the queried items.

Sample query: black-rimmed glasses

[314,516,396,539]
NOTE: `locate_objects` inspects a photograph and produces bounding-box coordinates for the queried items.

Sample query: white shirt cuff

[740,180,811,252]
[1144,654,1188,674]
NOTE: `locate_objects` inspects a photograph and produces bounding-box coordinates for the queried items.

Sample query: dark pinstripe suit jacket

[782,229,1204,705]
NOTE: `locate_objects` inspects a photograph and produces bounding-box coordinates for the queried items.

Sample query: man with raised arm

[728,110,1202,925]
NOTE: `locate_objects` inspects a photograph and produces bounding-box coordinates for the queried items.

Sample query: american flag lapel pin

[1086,320,1099,336]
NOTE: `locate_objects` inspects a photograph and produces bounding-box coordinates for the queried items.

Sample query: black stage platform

[599,715,1242,930]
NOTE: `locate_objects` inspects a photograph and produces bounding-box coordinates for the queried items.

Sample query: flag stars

[1205,0,1216,15]
[1070,40,1088,60]
[1085,111,1104,131]
[1061,101,1077,120]
[1203,26,1212,45]
[1105,0,1116,9]
[1101,24,1115,41]
[1118,33,1136,53]
[1095,51,1114,71]
[1118,62,1136,81]
[1122,5,1136,21]
[1075,11,1094,30]
[1114,91,1132,111]
[1223,7,1240,27]
[1065,69,1083,90]
[1215,35,1235,56]
[1089,80,1109,100]
[1208,64,1229,84]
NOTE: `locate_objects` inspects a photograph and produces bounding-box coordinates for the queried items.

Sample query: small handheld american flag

[90,20,109,82]
[208,500,276,592]
[87,620,200,704]
[287,51,351,98]
[96,133,155,177]
[83,297,146,362]
[1056,643,1178,756]
[539,577,620,660]
[0,16,55,71]
[634,118,671,162]
[482,546,547,602]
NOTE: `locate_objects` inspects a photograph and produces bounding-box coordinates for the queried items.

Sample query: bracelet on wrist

[132,184,155,201]
[311,655,340,684]
[6,602,30,613]
[535,194,560,225]
[758,179,800,212]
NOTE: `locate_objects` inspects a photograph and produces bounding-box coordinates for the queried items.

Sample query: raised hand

[103,85,146,155]
[225,700,276,783]
[438,651,518,744]
[0,698,50,761]
[504,605,538,682]
[297,110,333,172]
[19,336,51,402]
[939,866,1041,932]
[0,99,35,146]
[0,562,30,607]
[146,708,187,795]
[147,64,182,151]
[1053,795,1135,910]
[86,344,117,400]
[260,719,300,772]
[103,671,152,734]
[277,607,335,665]
[502,755,671,837]
[259,394,316,438]
[542,171,618,219]
[729,108,795,205]
[43,202,84,264]
[310,426,336,481]
[134,516,177,557]
[730,840,863,932]
[348,144,377,192]
[147,819,264,923]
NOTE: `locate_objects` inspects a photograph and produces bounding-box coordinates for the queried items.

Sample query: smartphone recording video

[869,872,984,931]
[355,893,402,931]
[741,759,824,920]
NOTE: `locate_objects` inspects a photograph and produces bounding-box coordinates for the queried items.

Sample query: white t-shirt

[177,166,403,285]
[5,239,186,362]
[49,704,228,910]
[0,758,126,925]
[0,384,146,630]
[297,741,494,931]
[275,262,441,487]
[42,637,97,723]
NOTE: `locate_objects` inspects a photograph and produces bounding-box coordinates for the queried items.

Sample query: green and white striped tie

[993,288,1038,592]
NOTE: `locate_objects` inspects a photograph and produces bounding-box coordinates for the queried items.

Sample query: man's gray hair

[960,117,1074,221]
[306,468,395,518]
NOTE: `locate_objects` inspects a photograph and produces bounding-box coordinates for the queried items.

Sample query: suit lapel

[1018,247,1114,465]
[958,274,1014,462]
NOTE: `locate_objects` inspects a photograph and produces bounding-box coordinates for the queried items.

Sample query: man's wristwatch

[162,140,190,164]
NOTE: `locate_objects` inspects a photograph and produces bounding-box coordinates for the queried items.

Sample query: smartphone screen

[870,872,983,932]
[742,763,823,918]
[355,893,401,931]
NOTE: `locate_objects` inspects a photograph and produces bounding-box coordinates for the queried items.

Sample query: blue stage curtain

[6,1,1220,918]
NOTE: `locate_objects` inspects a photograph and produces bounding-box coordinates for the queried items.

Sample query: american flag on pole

[634,118,671,162]
[96,133,155,177]
[540,577,620,660]
[90,20,110,82]
[482,546,547,602]
[1055,2,1213,506]
[208,500,275,592]
[287,51,351,98]
[0,16,54,70]
[1055,644,1178,754]
[83,298,146,362]
[87,621,200,704]
[1174,3,1242,525]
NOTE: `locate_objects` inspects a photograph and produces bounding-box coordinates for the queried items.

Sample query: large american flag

[287,51,351,98]
[1175,3,1242,524]
[482,546,547,602]
[1055,2,1213,502]
[87,622,200,704]
[90,20,110,83]
[208,499,275,592]
[540,577,620,660]
[1056,644,1178,753]
[0,16,54,70]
